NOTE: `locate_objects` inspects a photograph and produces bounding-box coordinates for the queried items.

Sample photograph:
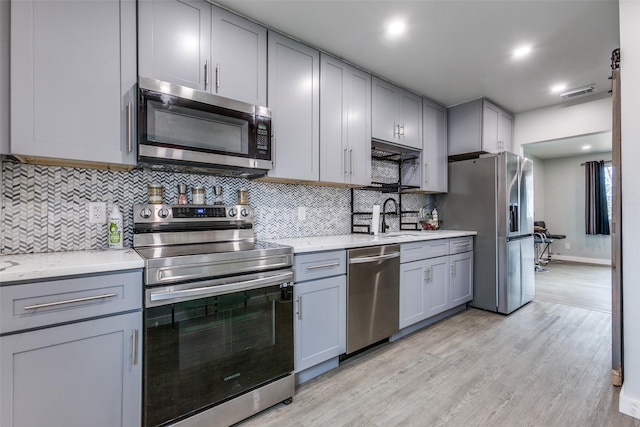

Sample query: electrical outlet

[88,202,106,224]
[565,242,571,250]
[297,206,306,222]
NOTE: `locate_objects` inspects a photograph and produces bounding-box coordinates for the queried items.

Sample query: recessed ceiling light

[551,84,567,93]
[513,45,532,58]
[386,19,406,37]
[582,145,592,150]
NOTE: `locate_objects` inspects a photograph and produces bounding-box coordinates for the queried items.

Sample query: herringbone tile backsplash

[1,159,428,254]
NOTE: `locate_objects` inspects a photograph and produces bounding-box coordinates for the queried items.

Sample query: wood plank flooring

[237,263,635,427]
[535,261,612,313]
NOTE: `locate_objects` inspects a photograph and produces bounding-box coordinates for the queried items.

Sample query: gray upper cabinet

[448,98,514,156]
[320,54,371,186]
[138,0,210,91]
[372,77,423,150]
[267,32,320,182]
[138,0,267,106]
[9,0,137,166]
[421,99,448,192]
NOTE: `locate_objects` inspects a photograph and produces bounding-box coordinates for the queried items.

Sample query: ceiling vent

[560,84,597,100]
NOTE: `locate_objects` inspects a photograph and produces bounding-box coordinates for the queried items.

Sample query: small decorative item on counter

[419,203,439,230]
[177,184,188,205]
[192,186,205,205]
[148,184,164,204]
[431,208,440,230]
[213,185,224,205]
[237,187,249,205]
[108,205,123,249]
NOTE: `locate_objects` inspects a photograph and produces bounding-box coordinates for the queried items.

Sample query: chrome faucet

[381,198,397,233]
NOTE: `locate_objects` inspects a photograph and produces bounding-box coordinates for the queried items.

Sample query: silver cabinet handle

[204,60,209,90]
[395,123,400,138]
[349,252,400,265]
[132,329,139,365]
[349,148,353,175]
[24,293,117,310]
[344,148,348,175]
[215,63,220,91]
[451,263,456,276]
[297,295,302,320]
[424,162,429,186]
[127,101,132,153]
[271,131,276,169]
[306,262,340,270]
[400,124,405,138]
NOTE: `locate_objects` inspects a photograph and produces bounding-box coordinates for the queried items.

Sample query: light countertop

[0,249,144,284]
[268,230,476,254]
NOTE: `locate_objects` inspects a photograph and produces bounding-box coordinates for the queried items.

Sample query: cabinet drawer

[401,240,449,263]
[449,237,474,254]
[294,250,346,282]
[1,270,143,334]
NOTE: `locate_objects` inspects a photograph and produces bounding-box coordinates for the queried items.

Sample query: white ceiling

[214,0,618,159]
[523,131,612,159]
[214,0,619,115]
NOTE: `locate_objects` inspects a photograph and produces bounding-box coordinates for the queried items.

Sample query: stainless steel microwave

[138,77,272,177]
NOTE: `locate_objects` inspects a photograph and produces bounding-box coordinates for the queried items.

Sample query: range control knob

[228,207,237,217]
[158,208,170,219]
[240,208,250,217]
[140,208,152,219]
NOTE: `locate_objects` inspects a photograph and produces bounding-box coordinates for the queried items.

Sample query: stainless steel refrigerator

[440,152,535,314]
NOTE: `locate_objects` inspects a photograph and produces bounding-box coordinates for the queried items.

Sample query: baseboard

[619,385,640,420]
[551,254,611,266]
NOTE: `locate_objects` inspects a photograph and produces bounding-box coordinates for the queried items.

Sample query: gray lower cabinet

[0,270,142,427]
[399,237,474,330]
[267,32,320,181]
[447,98,514,156]
[9,0,137,166]
[293,250,346,384]
[138,0,267,106]
[320,54,371,186]
[0,312,142,427]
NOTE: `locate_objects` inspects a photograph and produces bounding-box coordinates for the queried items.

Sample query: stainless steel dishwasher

[346,244,400,354]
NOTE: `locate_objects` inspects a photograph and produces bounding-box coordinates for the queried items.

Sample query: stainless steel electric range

[133,204,294,427]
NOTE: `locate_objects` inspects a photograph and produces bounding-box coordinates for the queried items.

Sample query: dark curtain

[585,160,610,235]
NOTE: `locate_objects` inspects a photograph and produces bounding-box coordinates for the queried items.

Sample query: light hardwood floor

[237,264,635,427]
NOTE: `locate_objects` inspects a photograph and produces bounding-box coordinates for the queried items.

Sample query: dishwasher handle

[348,251,400,265]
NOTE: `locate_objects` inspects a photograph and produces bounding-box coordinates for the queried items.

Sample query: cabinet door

[320,54,348,184]
[0,312,142,427]
[482,101,501,153]
[450,251,474,306]
[320,55,371,186]
[371,77,398,143]
[499,110,514,153]
[399,260,427,329]
[211,5,266,106]
[398,89,423,149]
[346,66,372,186]
[294,276,346,372]
[11,0,137,165]
[268,32,320,181]
[426,256,450,317]
[422,99,448,192]
[138,0,210,91]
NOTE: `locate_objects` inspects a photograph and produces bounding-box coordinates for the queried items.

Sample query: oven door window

[144,284,293,427]
[146,98,250,156]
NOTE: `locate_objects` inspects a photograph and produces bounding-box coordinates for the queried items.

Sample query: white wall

[528,153,545,222]
[535,153,611,263]
[514,96,612,152]
[619,0,640,419]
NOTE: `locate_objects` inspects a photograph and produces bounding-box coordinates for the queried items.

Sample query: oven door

[143,271,293,427]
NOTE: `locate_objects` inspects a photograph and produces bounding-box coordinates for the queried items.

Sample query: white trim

[619,385,640,420]
[551,254,611,266]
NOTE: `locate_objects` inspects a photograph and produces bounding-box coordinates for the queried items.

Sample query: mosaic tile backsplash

[1,160,430,254]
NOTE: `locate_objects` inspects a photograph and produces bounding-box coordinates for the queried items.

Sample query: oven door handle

[148,271,294,304]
